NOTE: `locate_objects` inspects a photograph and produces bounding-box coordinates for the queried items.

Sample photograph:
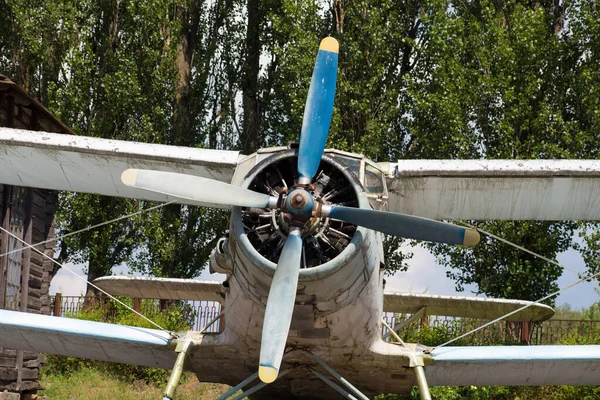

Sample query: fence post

[53,293,62,316]
[133,298,141,313]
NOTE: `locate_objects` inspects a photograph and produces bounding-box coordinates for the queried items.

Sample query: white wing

[383,292,554,321]
[0,309,177,368]
[0,128,240,207]
[94,276,225,303]
[384,160,600,220]
[427,345,600,385]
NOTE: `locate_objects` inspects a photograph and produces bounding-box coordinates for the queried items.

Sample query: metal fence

[51,295,600,345]
[51,294,223,333]
[382,312,600,346]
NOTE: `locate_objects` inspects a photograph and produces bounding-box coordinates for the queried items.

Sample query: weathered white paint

[93,276,225,303]
[385,159,600,220]
[0,128,240,207]
[0,309,175,369]
[384,292,554,321]
[427,345,600,386]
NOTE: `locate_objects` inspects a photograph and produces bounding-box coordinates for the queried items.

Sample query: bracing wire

[418,202,594,351]
[0,200,176,259]
[429,269,600,351]
[458,221,580,275]
[0,225,173,335]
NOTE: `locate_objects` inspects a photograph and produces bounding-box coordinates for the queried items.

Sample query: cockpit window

[328,154,361,179]
[364,163,385,194]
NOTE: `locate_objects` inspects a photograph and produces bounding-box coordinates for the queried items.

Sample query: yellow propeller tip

[319,37,339,53]
[259,366,278,383]
[121,169,138,186]
[463,230,480,247]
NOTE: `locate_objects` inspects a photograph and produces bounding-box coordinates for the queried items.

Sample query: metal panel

[427,345,600,385]
[386,160,600,220]
[0,128,240,207]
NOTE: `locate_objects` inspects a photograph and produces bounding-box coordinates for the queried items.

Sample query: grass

[40,368,235,400]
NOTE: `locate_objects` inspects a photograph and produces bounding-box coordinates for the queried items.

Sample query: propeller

[121,169,278,209]
[120,36,480,385]
[257,37,340,383]
[322,205,480,247]
[297,37,339,184]
[258,227,303,383]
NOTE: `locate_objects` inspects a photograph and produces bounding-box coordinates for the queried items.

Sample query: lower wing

[427,345,600,386]
[0,309,177,369]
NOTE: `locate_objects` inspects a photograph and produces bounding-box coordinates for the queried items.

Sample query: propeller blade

[325,206,480,246]
[121,169,277,209]
[297,37,339,184]
[259,227,303,383]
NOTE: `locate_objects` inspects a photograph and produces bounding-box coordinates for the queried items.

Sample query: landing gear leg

[413,362,432,400]
[162,339,192,400]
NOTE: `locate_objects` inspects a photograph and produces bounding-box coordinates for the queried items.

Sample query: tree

[417,0,598,304]
[48,0,183,294]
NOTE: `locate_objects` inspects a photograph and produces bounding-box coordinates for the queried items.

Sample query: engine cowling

[211,149,383,314]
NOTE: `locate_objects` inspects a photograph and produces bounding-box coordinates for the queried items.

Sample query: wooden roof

[0,74,74,134]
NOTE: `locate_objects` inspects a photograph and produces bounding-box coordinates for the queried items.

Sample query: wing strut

[307,351,370,400]
[216,370,291,400]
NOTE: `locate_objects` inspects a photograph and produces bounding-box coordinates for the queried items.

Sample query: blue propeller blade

[258,227,303,383]
[297,37,339,183]
[327,206,480,246]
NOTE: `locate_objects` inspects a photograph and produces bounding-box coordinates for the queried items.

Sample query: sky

[50,241,598,310]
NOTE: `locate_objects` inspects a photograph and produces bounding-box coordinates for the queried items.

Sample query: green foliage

[41,367,233,399]
[130,204,229,278]
[575,223,600,287]
[415,0,599,303]
[552,303,586,320]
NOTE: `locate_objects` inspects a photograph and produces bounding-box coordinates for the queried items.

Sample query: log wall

[0,74,72,397]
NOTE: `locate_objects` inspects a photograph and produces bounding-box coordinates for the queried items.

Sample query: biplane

[1,38,600,399]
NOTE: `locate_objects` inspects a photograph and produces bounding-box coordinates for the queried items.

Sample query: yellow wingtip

[319,37,339,53]
[121,169,138,186]
[259,366,278,383]
[463,230,480,247]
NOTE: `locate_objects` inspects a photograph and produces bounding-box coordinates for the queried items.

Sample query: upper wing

[0,128,240,206]
[0,309,177,369]
[427,345,600,385]
[384,160,600,220]
[383,292,554,321]
[94,276,225,303]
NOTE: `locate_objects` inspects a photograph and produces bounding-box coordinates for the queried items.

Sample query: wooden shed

[0,74,74,397]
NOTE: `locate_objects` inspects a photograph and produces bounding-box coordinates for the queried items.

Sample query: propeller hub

[284,189,314,217]
[291,193,307,209]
